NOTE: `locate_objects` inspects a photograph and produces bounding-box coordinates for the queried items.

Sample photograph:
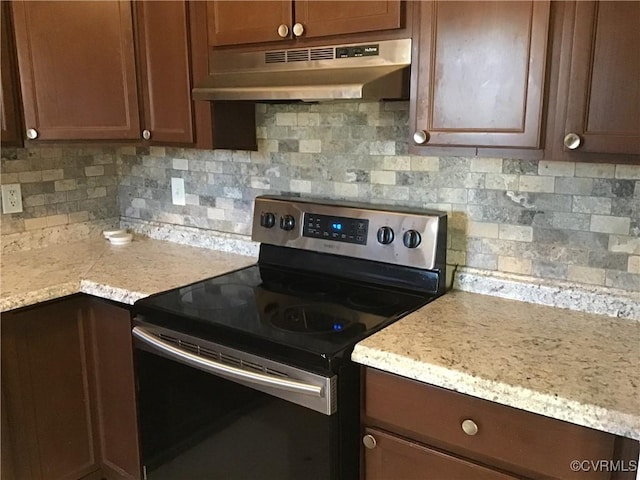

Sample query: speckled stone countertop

[352,290,640,441]
[0,236,256,312]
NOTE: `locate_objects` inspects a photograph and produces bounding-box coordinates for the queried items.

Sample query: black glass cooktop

[134,264,434,372]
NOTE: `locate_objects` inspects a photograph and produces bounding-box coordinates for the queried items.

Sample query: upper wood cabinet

[410,1,550,154]
[207,0,402,47]
[134,1,195,145]
[551,1,640,159]
[11,1,141,142]
[1,1,23,147]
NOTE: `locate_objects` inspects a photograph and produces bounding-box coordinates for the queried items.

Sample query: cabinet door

[363,428,520,480]
[84,299,140,480]
[207,1,293,46]
[411,1,550,151]
[1,299,99,480]
[12,1,140,141]
[134,1,194,145]
[562,1,640,155]
[294,1,401,39]
[1,1,23,147]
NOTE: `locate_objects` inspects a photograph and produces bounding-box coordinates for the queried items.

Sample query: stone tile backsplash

[1,146,119,236]
[2,101,639,294]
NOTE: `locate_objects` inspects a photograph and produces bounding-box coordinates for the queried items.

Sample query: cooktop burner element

[271,304,356,334]
[347,292,399,310]
[288,279,340,296]
[135,195,447,372]
[179,284,254,310]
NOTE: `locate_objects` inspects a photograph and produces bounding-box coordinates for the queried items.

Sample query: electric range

[131,195,447,479]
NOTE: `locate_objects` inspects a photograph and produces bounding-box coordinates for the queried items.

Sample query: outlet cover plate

[1,183,23,213]
[171,177,186,206]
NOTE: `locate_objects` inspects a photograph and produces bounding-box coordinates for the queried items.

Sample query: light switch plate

[171,177,186,206]
[1,184,23,213]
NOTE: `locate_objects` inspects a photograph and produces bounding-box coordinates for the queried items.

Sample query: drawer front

[363,427,521,480]
[364,368,616,480]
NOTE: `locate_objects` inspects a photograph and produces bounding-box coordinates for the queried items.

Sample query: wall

[117,102,640,294]
[1,146,119,250]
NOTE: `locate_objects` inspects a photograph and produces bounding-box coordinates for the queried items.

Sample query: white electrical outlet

[171,177,186,206]
[1,184,23,214]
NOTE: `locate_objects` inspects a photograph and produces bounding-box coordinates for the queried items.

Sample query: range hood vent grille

[265,51,285,64]
[265,47,336,65]
[310,47,334,61]
[286,49,310,62]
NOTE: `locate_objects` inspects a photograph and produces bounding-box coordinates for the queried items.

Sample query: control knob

[376,226,394,245]
[403,230,422,249]
[280,214,296,231]
[260,212,276,229]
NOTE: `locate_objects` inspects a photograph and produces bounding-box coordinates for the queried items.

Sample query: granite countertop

[352,290,640,440]
[3,237,638,445]
[0,236,256,312]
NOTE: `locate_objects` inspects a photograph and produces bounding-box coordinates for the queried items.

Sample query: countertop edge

[0,281,81,312]
[352,344,640,441]
[79,280,148,306]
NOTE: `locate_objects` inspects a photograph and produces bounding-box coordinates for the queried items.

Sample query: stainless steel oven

[132,195,447,480]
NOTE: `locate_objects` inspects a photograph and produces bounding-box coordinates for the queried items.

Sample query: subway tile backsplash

[2,101,639,293]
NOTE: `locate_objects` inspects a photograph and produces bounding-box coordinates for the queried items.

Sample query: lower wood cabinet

[363,427,519,480]
[1,296,140,480]
[362,368,639,480]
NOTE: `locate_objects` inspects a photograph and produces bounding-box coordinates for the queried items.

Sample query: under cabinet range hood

[192,38,411,102]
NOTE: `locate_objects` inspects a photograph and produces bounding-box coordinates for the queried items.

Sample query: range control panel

[303,213,369,245]
[251,195,447,270]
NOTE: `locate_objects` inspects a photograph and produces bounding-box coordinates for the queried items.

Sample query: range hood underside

[192,65,409,102]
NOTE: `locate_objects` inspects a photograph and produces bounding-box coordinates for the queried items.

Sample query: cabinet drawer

[364,368,616,479]
[363,427,520,480]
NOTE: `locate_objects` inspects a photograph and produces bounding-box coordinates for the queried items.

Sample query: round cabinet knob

[292,22,305,37]
[277,24,289,38]
[376,226,395,245]
[403,230,422,249]
[564,132,582,150]
[461,419,479,436]
[260,212,276,229]
[413,130,429,145]
[280,214,296,231]
[142,129,152,140]
[26,128,39,140]
[362,434,377,449]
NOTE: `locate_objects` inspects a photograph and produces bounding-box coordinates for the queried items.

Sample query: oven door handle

[132,326,324,398]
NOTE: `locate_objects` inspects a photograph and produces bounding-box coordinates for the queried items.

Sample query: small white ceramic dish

[108,233,133,245]
[103,228,127,239]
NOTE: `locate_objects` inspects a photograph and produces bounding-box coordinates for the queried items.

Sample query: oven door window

[136,350,338,480]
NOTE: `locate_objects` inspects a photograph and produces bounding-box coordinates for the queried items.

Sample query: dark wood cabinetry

[409,1,550,154]
[207,0,403,47]
[363,427,519,480]
[1,297,100,480]
[9,1,255,149]
[12,1,141,142]
[362,368,639,480]
[134,1,195,145]
[1,296,140,480]
[1,1,23,147]
[549,1,640,160]
[85,299,141,480]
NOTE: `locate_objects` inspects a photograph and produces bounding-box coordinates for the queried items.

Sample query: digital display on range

[303,213,369,245]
